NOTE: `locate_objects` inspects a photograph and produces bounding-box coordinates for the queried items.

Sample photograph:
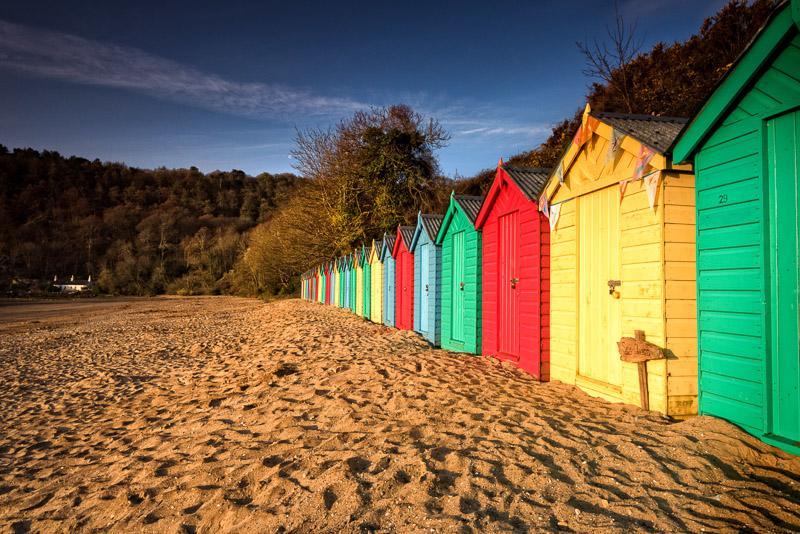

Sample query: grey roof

[383,234,395,250]
[420,214,444,241]
[592,112,688,154]
[502,166,550,200]
[399,226,415,248]
[453,195,484,223]
[372,240,383,255]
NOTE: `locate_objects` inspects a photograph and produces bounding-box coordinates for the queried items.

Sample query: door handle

[459,281,465,290]
[511,277,519,288]
[425,284,429,292]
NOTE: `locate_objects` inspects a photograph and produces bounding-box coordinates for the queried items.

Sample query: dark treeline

[0,146,301,295]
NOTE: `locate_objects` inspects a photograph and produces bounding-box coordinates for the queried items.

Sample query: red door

[498,211,520,359]
[396,249,414,330]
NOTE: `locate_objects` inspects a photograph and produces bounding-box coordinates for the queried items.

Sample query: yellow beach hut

[355,246,365,317]
[369,239,384,324]
[333,258,341,307]
[543,107,697,417]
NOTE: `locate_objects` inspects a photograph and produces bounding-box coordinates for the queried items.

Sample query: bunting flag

[644,171,661,210]
[619,179,629,204]
[539,192,549,217]
[634,145,655,180]
[606,128,624,164]
[548,203,561,231]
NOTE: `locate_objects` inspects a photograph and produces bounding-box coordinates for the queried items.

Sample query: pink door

[498,211,520,359]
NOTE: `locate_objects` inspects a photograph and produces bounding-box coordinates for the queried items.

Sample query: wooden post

[617,329,665,411]
[635,331,649,411]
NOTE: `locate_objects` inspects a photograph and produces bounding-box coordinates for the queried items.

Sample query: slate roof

[399,226,415,248]
[592,112,688,154]
[372,240,383,257]
[383,234,396,251]
[420,214,445,241]
[453,195,484,223]
[502,166,550,200]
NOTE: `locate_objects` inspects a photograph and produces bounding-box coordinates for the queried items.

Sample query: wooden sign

[617,330,665,411]
[618,330,665,363]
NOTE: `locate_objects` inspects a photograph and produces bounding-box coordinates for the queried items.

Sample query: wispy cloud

[0,19,366,120]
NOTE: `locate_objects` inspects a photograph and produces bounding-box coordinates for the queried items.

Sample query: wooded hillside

[0,147,300,295]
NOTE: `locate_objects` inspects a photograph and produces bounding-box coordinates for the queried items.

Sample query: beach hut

[331,261,338,306]
[435,193,484,354]
[410,212,445,345]
[672,0,800,453]
[341,255,351,309]
[361,245,372,319]
[369,239,384,324]
[392,225,416,330]
[348,253,357,313]
[337,257,345,308]
[355,248,365,316]
[316,266,323,304]
[541,106,696,416]
[326,261,334,305]
[381,234,396,327]
[475,163,550,379]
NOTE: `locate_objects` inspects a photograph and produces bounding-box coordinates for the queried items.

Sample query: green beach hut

[361,245,372,319]
[672,0,800,454]
[435,193,484,355]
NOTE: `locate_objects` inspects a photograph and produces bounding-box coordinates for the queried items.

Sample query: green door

[452,231,465,342]
[767,109,800,443]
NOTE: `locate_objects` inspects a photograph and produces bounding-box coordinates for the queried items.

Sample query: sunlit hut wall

[544,106,697,417]
[411,213,445,346]
[337,257,346,308]
[475,164,550,379]
[369,239,384,324]
[355,247,365,316]
[381,234,396,327]
[361,245,372,319]
[348,253,357,314]
[672,0,800,454]
[319,263,330,304]
[333,259,341,307]
[341,255,352,310]
[327,261,335,305]
[393,226,416,331]
[436,193,484,355]
[315,265,322,304]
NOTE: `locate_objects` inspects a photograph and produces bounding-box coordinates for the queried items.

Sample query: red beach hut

[392,225,416,331]
[474,163,550,379]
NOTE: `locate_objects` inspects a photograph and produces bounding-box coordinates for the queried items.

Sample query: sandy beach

[0,296,798,533]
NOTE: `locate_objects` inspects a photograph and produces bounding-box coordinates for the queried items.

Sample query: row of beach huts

[301,1,800,455]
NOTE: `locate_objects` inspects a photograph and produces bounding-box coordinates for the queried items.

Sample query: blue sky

[0,0,726,177]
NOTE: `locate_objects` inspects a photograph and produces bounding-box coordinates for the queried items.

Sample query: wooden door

[578,187,622,387]
[363,263,371,317]
[452,231,466,342]
[419,243,429,329]
[498,211,520,358]
[767,110,800,443]
[396,254,405,327]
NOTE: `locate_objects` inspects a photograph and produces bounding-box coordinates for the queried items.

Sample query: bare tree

[577,1,643,113]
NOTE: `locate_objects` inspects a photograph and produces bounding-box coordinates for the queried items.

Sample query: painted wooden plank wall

[440,206,482,354]
[370,251,383,324]
[547,122,697,416]
[693,35,800,442]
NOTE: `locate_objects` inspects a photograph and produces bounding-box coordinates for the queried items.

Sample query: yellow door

[578,186,622,389]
